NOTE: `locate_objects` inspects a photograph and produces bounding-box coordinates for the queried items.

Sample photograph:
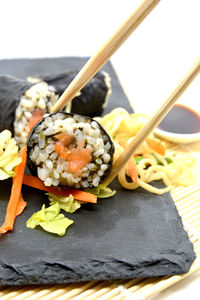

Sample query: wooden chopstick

[51,0,160,113]
[102,56,200,187]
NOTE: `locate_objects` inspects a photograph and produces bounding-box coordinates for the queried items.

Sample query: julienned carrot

[23,174,97,204]
[146,138,165,155]
[127,157,138,184]
[0,146,27,234]
[16,194,27,216]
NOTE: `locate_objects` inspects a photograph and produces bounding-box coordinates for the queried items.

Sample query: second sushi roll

[27,112,114,189]
[37,70,112,117]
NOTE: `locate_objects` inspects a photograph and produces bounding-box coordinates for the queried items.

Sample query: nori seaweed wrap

[36,70,111,117]
[27,112,114,189]
[0,74,60,148]
[0,75,34,134]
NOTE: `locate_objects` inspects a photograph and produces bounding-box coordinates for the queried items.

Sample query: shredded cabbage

[86,184,116,198]
[0,130,22,180]
[26,203,73,236]
[46,193,81,213]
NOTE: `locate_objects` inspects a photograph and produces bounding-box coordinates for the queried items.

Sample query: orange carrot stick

[146,138,165,155]
[23,174,97,204]
[127,157,138,184]
[0,146,27,233]
[16,194,27,216]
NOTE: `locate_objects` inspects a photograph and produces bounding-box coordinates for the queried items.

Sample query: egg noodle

[96,108,196,194]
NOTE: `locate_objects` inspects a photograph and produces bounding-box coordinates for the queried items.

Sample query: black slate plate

[0,57,196,285]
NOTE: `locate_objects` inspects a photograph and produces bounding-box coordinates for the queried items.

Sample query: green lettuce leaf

[26,203,73,236]
[46,193,81,213]
[86,184,116,198]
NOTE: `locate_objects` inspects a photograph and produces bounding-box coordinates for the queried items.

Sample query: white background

[0,0,200,298]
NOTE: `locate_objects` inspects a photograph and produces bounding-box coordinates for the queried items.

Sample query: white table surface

[1,0,200,298]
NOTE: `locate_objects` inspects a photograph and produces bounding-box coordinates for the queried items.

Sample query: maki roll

[32,70,111,117]
[0,70,111,148]
[27,112,114,189]
[0,75,34,135]
[0,75,59,148]
[14,81,58,148]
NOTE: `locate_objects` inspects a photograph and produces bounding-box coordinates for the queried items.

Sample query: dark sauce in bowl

[158,104,200,134]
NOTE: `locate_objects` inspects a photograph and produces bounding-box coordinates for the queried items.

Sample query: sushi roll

[27,112,114,189]
[0,75,34,135]
[33,70,112,117]
[0,70,111,149]
[0,75,59,148]
[14,81,58,148]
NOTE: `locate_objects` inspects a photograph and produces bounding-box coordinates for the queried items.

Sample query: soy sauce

[158,104,200,134]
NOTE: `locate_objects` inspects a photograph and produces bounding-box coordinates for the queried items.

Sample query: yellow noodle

[118,166,139,190]
[137,178,171,194]
[137,159,155,182]
[97,108,196,194]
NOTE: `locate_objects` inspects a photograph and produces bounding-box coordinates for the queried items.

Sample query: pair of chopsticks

[51,0,200,187]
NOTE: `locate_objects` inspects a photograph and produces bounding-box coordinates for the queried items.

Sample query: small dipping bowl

[154,103,200,144]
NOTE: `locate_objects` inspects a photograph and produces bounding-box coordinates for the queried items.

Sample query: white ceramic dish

[154,100,200,144]
[154,127,200,144]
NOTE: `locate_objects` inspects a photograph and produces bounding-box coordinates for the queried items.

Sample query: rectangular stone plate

[0,57,195,285]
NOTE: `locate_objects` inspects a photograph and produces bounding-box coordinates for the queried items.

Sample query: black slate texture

[0,57,196,285]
